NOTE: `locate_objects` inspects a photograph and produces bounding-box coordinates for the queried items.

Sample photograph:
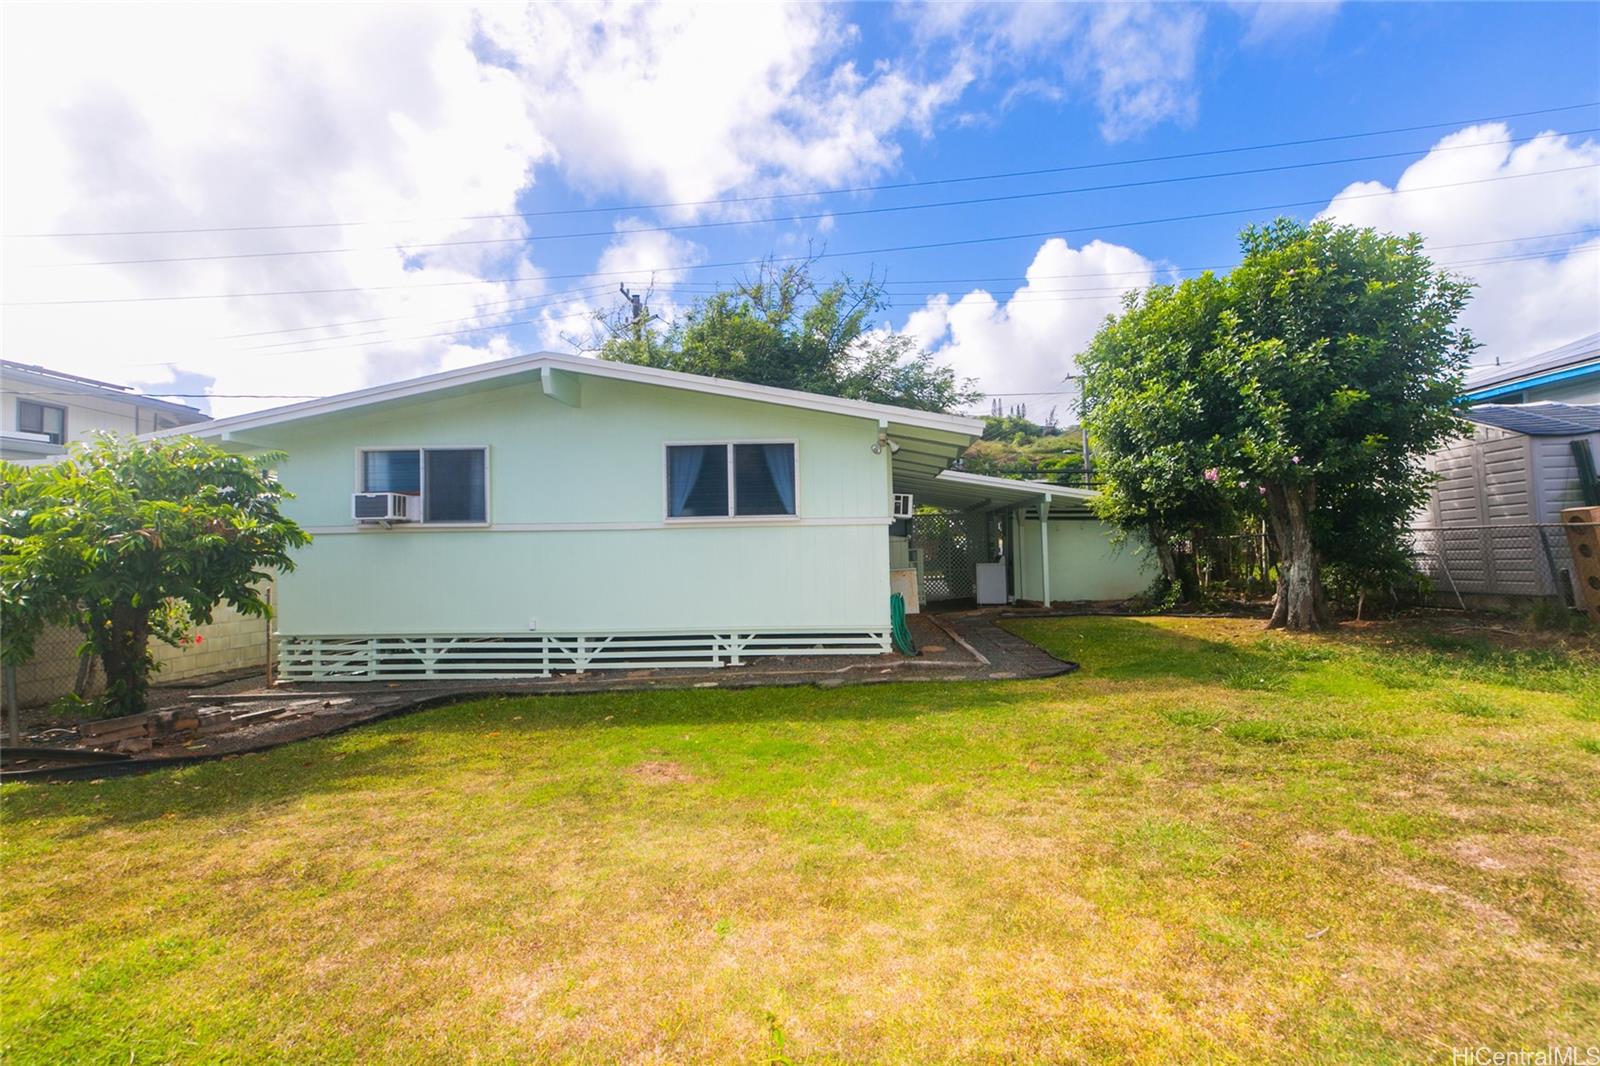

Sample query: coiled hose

[890,593,917,655]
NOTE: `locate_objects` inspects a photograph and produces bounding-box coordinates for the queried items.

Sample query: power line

[40,127,1600,268]
[10,100,1595,239]
[219,227,1595,348]
[9,163,1597,309]
[236,285,618,350]
[231,245,1600,360]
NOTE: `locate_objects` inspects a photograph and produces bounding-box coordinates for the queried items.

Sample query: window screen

[362,450,421,495]
[734,443,796,515]
[425,449,487,523]
[666,444,729,517]
[18,401,66,444]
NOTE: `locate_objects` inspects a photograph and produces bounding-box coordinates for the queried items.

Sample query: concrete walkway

[4,611,1075,780]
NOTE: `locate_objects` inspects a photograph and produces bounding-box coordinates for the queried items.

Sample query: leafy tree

[1081,219,1472,630]
[1079,271,1238,602]
[589,259,979,413]
[1,436,310,715]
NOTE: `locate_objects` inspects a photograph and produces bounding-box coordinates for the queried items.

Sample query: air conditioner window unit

[892,493,914,519]
[353,491,418,523]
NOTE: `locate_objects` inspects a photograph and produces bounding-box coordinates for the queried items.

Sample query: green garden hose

[890,593,917,655]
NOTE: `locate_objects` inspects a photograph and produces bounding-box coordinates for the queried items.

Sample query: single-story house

[161,352,1150,681]
[1412,402,1600,603]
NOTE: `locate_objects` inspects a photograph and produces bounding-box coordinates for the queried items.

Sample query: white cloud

[474,3,973,216]
[907,238,1159,411]
[1081,5,1205,141]
[2,3,548,416]
[901,2,1207,141]
[1230,2,1342,47]
[2,2,974,416]
[1319,123,1600,359]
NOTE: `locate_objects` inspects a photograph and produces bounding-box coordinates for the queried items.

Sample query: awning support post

[1039,493,1052,609]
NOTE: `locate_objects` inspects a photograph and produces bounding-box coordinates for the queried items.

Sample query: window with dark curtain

[425,449,487,522]
[362,449,421,494]
[734,443,796,515]
[666,444,728,517]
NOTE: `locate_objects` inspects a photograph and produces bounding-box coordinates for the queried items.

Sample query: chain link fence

[1408,524,1577,605]
[1,602,273,712]
[1190,523,1580,608]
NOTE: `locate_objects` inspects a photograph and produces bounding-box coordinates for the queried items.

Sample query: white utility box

[975,562,1008,606]
[889,567,921,614]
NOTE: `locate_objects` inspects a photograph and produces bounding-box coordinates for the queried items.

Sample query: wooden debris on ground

[67,698,357,754]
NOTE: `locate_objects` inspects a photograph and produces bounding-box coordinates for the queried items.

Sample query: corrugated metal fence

[1408,524,1578,604]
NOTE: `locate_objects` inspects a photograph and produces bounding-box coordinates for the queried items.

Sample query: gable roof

[1463,331,1600,401]
[1463,402,1600,437]
[157,350,984,442]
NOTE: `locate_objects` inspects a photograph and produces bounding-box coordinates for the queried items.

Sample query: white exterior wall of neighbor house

[1,362,209,458]
[259,374,901,644]
[1012,512,1157,603]
[1523,377,1600,405]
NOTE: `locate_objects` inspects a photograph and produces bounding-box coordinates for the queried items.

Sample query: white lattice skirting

[276,630,892,681]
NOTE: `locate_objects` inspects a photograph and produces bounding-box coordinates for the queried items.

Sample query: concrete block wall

[8,600,270,708]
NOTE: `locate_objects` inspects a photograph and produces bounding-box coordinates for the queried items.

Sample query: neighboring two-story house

[0,361,270,706]
[0,360,209,461]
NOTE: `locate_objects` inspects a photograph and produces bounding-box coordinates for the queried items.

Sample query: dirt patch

[1384,867,1520,935]
[1447,837,1513,872]
[627,760,695,783]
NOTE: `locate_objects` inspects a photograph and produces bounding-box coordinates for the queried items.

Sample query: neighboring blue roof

[1463,331,1600,401]
[1463,402,1600,437]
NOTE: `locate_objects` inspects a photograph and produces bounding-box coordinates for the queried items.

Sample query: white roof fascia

[934,469,1101,503]
[153,350,985,441]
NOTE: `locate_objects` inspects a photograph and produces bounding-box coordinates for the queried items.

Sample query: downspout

[1040,493,1052,609]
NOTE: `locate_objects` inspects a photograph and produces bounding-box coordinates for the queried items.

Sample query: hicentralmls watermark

[1450,1048,1600,1066]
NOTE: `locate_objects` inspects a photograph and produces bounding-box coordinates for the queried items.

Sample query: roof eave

[155,351,985,442]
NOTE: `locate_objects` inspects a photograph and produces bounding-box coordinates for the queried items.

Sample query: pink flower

[1258,486,1268,495]
[1291,455,1301,464]
[193,634,204,645]
[1237,480,1249,489]
[1203,468,1219,483]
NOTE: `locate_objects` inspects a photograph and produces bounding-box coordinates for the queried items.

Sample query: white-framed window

[665,441,797,520]
[359,447,488,524]
[17,399,67,444]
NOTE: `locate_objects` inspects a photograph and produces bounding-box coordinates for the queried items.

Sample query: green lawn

[3,617,1598,1064]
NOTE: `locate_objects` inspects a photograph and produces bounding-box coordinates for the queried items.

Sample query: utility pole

[619,284,648,343]
[1062,372,1091,488]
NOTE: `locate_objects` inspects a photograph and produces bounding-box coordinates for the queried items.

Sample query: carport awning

[891,467,1099,513]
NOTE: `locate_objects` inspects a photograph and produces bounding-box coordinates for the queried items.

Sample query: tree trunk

[92,602,153,716]
[1149,528,1197,605]
[1264,483,1331,632]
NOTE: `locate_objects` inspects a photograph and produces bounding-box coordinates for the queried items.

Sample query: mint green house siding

[1013,515,1157,604]
[170,354,1201,678]
[266,375,897,639]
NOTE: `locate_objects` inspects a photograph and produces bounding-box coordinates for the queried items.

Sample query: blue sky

[3,2,1597,416]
